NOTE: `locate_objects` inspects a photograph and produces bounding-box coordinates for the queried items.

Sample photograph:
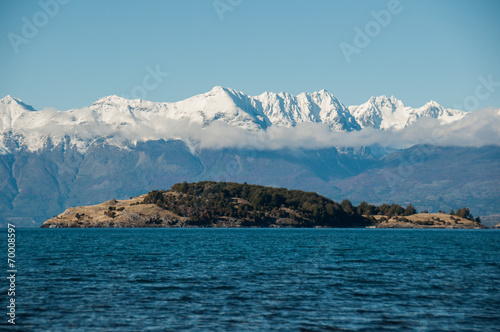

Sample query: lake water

[3,228,500,331]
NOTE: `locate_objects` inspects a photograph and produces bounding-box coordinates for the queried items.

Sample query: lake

[3,228,500,331]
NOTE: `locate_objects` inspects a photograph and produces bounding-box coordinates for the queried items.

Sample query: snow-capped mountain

[0,87,467,153]
[1,89,498,228]
[349,95,466,130]
[255,89,360,131]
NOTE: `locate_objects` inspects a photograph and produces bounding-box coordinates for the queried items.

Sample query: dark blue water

[2,229,500,331]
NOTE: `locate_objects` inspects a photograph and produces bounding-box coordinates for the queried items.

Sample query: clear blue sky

[1,0,499,111]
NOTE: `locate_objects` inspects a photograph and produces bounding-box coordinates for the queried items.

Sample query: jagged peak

[1,95,22,104]
[363,95,405,109]
[208,85,226,93]
[207,85,239,96]
[370,95,393,102]
[422,100,442,108]
[258,91,273,97]
[312,89,336,99]
[256,91,282,101]
[257,89,335,100]
[0,95,37,112]
[203,86,252,104]
[277,91,294,98]
[93,95,133,104]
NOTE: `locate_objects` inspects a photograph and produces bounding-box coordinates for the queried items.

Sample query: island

[42,181,486,229]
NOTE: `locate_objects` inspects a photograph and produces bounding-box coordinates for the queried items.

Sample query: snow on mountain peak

[0,95,36,112]
[425,100,440,107]
[206,85,232,96]
[367,95,404,108]
[350,95,466,130]
[93,95,132,105]
[416,100,466,124]
[1,95,19,104]
[350,95,405,130]
[0,88,468,152]
[254,88,359,131]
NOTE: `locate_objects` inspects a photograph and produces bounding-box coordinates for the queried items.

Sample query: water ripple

[2,228,499,331]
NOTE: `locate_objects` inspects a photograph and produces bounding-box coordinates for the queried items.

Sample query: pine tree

[404,204,417,216]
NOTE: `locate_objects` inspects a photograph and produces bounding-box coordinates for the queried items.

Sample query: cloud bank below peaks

[186,108,500,150]
[4,107,500,153]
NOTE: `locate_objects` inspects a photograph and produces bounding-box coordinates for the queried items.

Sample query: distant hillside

[42,182,485,229]
[330,145,500,216]
[480,214,500,228]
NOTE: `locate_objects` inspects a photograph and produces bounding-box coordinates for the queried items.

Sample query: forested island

[42,181,485,229]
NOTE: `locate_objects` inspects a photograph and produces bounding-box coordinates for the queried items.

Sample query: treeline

[355,201,417,217]
[144,181,367,227]
[449,208,481,223]
[142,181,423,227]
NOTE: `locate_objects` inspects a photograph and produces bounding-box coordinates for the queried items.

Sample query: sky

[0,0,499,112]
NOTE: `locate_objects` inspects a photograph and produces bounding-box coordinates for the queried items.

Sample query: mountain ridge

[0,87,468,153]
[1,141,498,227]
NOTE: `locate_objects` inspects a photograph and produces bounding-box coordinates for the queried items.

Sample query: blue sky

[0,0,499,111]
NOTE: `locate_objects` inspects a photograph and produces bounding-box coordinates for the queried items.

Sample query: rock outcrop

[374,213,485,229]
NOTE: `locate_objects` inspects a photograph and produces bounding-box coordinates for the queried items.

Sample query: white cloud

[4,104,500,152]
[171,108,500,150]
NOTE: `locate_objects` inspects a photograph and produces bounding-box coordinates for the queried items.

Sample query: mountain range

[0,87,467,153]
[0,87,498,227]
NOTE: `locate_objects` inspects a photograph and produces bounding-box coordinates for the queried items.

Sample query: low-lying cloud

[7,107,500,152]
[173,108,500,150]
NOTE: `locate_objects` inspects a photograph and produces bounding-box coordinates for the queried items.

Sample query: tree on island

[404,204,417,216]
[141,181,482,227]
[143,181,369,227]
